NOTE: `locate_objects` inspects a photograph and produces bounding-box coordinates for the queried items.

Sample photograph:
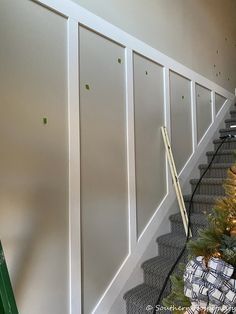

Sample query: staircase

[123,107,236,313]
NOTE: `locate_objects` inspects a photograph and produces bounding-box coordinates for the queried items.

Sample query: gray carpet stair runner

[123,107,236,313]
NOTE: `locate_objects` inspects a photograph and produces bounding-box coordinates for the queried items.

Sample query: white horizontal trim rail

[32,1,235,314]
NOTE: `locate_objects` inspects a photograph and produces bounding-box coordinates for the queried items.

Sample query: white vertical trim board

[68,18,81,314]
[163,67,172,195]
[125,48,137,252]
[191,81,197,150]
[163,68,171,138]
[211,91,216,121]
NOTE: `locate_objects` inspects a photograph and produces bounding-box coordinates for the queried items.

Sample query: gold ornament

[231,218,236,224]
[212,251,221,258]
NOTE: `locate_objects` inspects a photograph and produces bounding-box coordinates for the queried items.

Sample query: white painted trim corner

[125,48,137,253]
[68,18,81,314]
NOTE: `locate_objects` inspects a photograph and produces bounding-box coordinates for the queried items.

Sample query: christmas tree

[163,164,236,314]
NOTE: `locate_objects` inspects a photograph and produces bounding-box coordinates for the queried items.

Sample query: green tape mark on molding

[43,117,48,125]
[85,84,90,90]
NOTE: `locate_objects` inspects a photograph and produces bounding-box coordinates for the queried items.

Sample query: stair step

[225,119,236,128]
[219,128,236,136]
[156,233,187,259]
[214,138,236,150]
[230,110,236,118]
[142,256,175,289]
[199,163,231,178]
[124,283,161,314]
[170,212,207,236]
[206,149,235,164]
[184,194,219,213]
[190,178,225,195]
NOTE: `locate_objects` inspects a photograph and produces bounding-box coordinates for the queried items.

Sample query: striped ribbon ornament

[184,256,236,314]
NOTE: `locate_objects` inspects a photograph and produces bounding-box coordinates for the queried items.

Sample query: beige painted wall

[170,72,192,173]
[196,84,212,143]
[215,93,227,114]
[133,53,166,237]
[0,0,68,313]
[72,0,236,92]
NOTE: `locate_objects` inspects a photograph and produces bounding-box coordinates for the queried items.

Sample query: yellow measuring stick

[161,126,192,238]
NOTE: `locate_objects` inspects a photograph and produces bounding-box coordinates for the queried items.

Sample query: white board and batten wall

[0,0,235,314]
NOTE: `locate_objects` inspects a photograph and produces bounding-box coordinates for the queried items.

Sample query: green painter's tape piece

[43,117,48,125]
[182,95,185,100]
[0,241,18,313]
[118,58,122,64]
[85,84,90,90]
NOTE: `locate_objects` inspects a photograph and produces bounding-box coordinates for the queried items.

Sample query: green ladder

[0,242,18,314]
